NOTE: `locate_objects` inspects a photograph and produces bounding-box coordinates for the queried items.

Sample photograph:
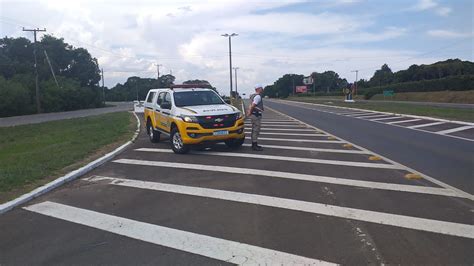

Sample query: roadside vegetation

[370,90,474,104]
[264,59,473,101]
[0,112,136,203]
[286,97,474,122]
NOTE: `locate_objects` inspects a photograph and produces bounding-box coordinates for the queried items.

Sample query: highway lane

[266,100,474,195]
[0,102,133,127]
[0,109,472,265]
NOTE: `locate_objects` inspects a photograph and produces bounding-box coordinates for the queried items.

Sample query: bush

[363,75,474,99]
[0,77,35,117]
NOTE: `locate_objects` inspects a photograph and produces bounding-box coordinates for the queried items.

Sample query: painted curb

[0,111,141,214]
[277,99,474,126]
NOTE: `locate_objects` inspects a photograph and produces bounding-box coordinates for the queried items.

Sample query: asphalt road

[266,100,474,195]
[0,109,472,265]
[311,98,474,109]
[0,102,133,127]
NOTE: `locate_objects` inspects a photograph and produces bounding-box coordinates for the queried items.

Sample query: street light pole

[222,33,238,97]
[351,70,359,96]
[233,67,239,96]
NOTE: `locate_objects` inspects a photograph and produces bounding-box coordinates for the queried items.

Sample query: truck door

[155,92,165,131]
[160,92,173,133]
[145,91,156,125]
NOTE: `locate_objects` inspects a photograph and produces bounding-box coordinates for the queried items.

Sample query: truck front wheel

[170,127,190,154]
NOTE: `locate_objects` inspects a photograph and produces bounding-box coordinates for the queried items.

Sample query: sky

[0,0,473,97]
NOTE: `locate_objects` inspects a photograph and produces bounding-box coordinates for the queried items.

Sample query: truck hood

[176,104,238,116]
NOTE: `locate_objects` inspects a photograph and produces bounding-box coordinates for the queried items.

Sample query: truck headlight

[180,115,198,123]
[235,112,243,120]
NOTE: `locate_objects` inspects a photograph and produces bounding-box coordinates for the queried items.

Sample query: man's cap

[255,84,263,89]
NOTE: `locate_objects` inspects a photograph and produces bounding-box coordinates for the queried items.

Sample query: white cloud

[412,0,438,10]
[0,0,469,97]
[435,7,452,16]
[427,30,472,38]
[409,0,452,16]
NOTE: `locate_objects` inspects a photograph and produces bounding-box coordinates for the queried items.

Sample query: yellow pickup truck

[144,84,245,154]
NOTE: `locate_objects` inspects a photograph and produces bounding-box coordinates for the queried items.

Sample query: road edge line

[277,99,474,126]
[266,106,474,201]
[0,111,142,215]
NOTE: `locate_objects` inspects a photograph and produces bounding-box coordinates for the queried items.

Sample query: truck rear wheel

[170,127,190,154]
[147,121,160,143]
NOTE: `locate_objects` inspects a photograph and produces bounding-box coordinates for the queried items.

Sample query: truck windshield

[173,90,225,107]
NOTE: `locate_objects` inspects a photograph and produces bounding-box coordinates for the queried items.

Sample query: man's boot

[252,142,263,151]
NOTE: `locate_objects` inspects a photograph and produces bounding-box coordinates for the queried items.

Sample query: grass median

[0,111,137,203]
[286,97,474,122]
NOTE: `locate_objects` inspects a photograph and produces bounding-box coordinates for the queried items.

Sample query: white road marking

[386,119,422,125]
[85,176,474,240]
[244,131,326,136]
[24,201,333,265]
[245,121,301,124]
[370,116,403,121]
[344,112,376,117]
[336,111,372,115]
[245,124,307,128]
[113,159,464,198]
[435,125,473,135]
[258,137,343,143]
[406,121,445,129]
[241,143,368,154]
[354,114,393,119]
[260,128,316,132]
[135,148,400,169]
[266,105,474,200]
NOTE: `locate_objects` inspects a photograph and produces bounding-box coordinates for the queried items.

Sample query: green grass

[0,112,136,202]
[286,97,474,122]
[370,90,474,104]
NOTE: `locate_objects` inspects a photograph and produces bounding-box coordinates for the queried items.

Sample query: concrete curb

[277,99,474,126]
[0,111,141,214]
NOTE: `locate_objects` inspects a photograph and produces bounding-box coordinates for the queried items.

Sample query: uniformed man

[247,85,264,151]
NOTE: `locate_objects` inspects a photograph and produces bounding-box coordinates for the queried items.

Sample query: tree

[183,79,217,91]
[311,71,348,93]
[369,64,393,87]
[272,74,304,98]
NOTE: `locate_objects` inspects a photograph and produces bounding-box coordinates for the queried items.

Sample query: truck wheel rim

[173,132,183,149]
[149,125,153,138]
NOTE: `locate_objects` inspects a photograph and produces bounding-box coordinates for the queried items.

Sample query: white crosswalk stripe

[112,159,465,198]
[240,143,368,154]
[245,124,307,128]
[386,119,422,124]
[135,148,401,169]
[258,137,342,143]
[370,116,403,121]
[244,131,327,136]
[354,114,392,119]
[260,128,315,131]
[435,125,473,135]
[84,176,474,239]
[407,121,445,129]
[25,201,334,265]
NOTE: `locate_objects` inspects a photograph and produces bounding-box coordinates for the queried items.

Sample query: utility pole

[101,68,105,105]
[351,70,359,96]
[156,64,162,79]
[222,33,238,97]
[23,27,46,113]
[233,67,239,96]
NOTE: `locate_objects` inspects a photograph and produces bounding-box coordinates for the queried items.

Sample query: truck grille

[197,114,237,129]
